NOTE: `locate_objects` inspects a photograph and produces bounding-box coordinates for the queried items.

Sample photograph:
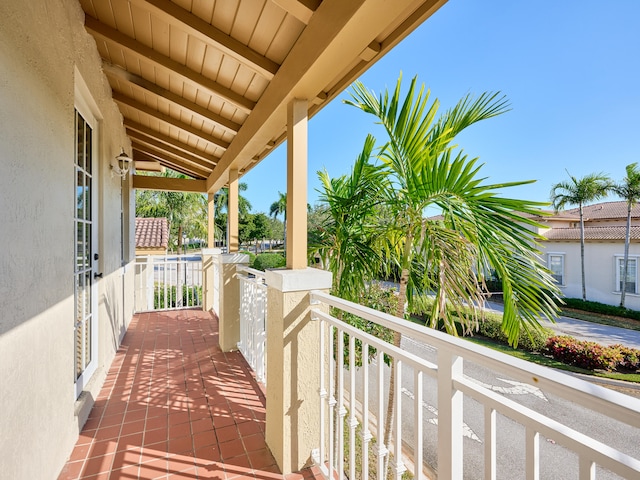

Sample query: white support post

[437,348,464,480]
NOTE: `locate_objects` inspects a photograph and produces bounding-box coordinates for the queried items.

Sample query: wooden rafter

[113,92,230,150]
[85,15,255,113]
[124,120,220,166]
[103,63,241,134]
[133,150,198,178]
[128,0,280,80]
[130,139,213,178]
[272,0,321,24]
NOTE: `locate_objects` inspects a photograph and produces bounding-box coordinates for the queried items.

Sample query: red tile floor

[58,309,323,480]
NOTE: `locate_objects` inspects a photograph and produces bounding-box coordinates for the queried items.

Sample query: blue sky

[241,0,640,214]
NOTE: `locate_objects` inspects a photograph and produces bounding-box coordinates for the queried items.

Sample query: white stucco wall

[543,241,640,310]
[0,1,134,478]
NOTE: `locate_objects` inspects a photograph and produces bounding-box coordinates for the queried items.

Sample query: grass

[465,336,640,384]
[559,307,640,332]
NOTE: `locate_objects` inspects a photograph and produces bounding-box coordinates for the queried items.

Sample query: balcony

[58,308,322,480]
[59,254,640,480]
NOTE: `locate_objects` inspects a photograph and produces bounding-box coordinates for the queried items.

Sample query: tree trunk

[579,205,587,301]
[620,202,632,307]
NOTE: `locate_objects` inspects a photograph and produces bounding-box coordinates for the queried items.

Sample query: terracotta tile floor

[58,309,323,480]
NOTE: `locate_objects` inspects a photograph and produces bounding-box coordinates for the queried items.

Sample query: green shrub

[252,252,286,271]
[544,336,640,371]
[239,250,256,267]
[154,284,202,309]
[560,298,640,321]
[410,296,552,351]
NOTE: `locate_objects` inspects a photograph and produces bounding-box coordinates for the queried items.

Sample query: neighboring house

[135,217,169,256]
[535,201,640,309]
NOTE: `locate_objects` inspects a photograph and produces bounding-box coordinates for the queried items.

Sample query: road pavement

[484,301,640,349]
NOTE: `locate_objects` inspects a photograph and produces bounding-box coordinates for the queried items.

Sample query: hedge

[252,252,286,271]
[546,336,640,372]
[560,298,640,321]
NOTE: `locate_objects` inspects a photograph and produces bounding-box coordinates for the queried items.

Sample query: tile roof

[544,225,640,241]
[135,217,169,249]
[564,201,640,220]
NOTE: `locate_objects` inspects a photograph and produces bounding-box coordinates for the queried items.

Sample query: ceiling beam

[133,150,199,178]
[205,0,445,193]
[85,15,255,113]
[129,0,279,80]
[132,174,207,193]
[271,0,321,24]
[103,63,241,134]
[124,119,219,166]
[113,92,230,150]
[130,138,213,178]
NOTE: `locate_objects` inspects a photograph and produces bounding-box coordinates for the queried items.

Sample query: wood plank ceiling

[79,0,447,192]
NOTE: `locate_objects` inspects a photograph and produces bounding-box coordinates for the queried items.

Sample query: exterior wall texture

[543,241,640,310]
[0,1,134,478]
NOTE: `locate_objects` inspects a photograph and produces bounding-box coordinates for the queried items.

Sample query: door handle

[94,272,103,279]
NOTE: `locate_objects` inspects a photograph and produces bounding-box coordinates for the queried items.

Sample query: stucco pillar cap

[212,253,250,264]
[265,268,332,293]
[201,248,222,255]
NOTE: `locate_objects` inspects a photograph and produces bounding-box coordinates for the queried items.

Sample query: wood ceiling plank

[265,14,305,63]
[114,91,231,150]
[249,2,286,57]
[131,139,213,177]
[128,0,279,79]
[103,62,241,133]
[85,14,256,113]
[126,122,218,166]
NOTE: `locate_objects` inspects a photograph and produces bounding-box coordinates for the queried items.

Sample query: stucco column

[286,98,308,269]
[216,252,249,351]
[201,247,221,312]
[228,169,239,253]
[264,268,332,473]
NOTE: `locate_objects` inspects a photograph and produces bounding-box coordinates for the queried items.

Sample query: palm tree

[347,74,561,462]
[551,171,613,301]
[270,192,287,252]
[613,163,640,307]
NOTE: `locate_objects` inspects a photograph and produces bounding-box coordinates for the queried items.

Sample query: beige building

[536,201,640,309]
[0,1,446,478]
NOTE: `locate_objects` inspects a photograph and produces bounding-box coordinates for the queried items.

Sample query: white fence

[309,290,640,480]
[134,255,203,312]
[237,266,268,385]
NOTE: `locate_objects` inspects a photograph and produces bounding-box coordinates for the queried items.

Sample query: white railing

[309,290,640,480]
[134,254,203,312]
[237,266,268,385]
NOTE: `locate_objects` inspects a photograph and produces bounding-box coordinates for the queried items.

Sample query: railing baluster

[579,457,596,480]
[337,328,346,479]
[328,324,336,479]
[348,334,357,480]
[484,407,496,480]
[318,316,327,473]
[376,349,387,480]
[525,427,540,480]
[361,341,371,480]
[392,359,406,479]
[437,347,463,480]
[414,369,423,479]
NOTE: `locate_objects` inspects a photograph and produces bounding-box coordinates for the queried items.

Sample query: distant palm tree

[270,192,287,251]
[613,163,640,307]
[214,182,251,247]
[551,171,613,301]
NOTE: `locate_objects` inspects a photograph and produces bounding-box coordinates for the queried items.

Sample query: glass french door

[74,108,98,398]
